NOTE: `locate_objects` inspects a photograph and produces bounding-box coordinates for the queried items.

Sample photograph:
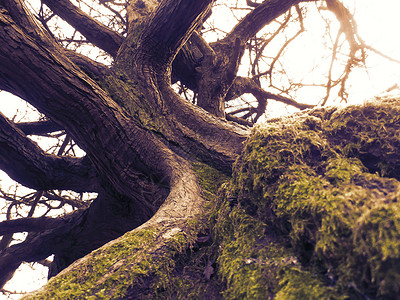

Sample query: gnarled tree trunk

[0,0,249,290]
[2,0,397,299]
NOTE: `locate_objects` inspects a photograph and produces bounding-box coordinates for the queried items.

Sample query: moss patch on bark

[223,97,400,299]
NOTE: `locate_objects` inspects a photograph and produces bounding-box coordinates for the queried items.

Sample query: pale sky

[1,0,400,298]
[210,0,400,113]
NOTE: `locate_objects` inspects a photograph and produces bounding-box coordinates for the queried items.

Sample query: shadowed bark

[0,113,98,192]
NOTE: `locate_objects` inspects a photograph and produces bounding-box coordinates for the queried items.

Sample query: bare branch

[0,217,62,236]
[0,113,99,192]
[250,12,292,77]
[223,0,310,44]
[227,77,315,109]
[16,120,63,136]
[0,210,83,289]
[41,0,123,56]
[226,114,254,127]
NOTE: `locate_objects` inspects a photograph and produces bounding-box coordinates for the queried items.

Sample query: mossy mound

[211,195,342,299]
[225,97,400,299]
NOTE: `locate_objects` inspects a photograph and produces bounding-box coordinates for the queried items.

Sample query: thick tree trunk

[0,0,248,288]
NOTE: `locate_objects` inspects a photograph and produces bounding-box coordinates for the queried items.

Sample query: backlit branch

[320,0,400,103]
[224,0,311,43]
[226,76,314,124]
[0,209,84,289]
[252,6,304,84]
[41,0,123,56]
[16,120,62,136]
[0,113,99,192]
[0,217,62,236]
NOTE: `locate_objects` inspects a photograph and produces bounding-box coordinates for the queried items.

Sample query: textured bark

[0,0,246,291]
[193,0,310,117]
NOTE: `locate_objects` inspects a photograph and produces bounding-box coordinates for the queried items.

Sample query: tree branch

[223,0,309,44]
[193,0,312,117]
[134,0,213,70]
[16,120,62,136]
[0,1,245,198]
[0,217,62,236]
[0,113,99,192]
[227,76,315,111]
[64,49,113,79]
[41,0,123,57]
[0,210,83,289]
[246,0,262,8]
[226,114,254,126]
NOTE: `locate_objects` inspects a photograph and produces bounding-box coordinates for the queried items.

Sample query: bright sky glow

[205,0,400,117]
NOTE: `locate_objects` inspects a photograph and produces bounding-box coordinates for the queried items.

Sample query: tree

[0,0,399,298]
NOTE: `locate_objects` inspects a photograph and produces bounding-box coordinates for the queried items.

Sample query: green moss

[25,226,197,299]
[191,161,230,199]
[25,228,157,299]
[226,100,400,298]
[150,164,230,299]
[96,68,176,138]
[26,99,400,299]
[211,194,339,299]
[275,267,340,300]
[26,161,229,299]
[324,99,400,178]
[153,242,222,299]
[98,71,150,119]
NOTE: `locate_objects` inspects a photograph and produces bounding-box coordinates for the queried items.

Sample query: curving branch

[0,113,99,192]
[223,0,312,44]
[246,0,262,8]
[16,120,63,136]
[133,0,213,69]
[0,210,83,289]
[226,76,315,123]
[41,0,123,57]
[191,0,314,117]
[320,0,399,103]
[64,49,113,78]
[0,217,63,236]
[0,0,245,193]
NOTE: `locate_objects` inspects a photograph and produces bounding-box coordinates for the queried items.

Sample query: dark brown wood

[15,120,62,135]
[0,0,314,292]
[0,113,98,192]
[42,0,123,56]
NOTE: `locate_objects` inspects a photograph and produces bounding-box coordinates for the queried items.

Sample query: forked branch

[0,113,98,192]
